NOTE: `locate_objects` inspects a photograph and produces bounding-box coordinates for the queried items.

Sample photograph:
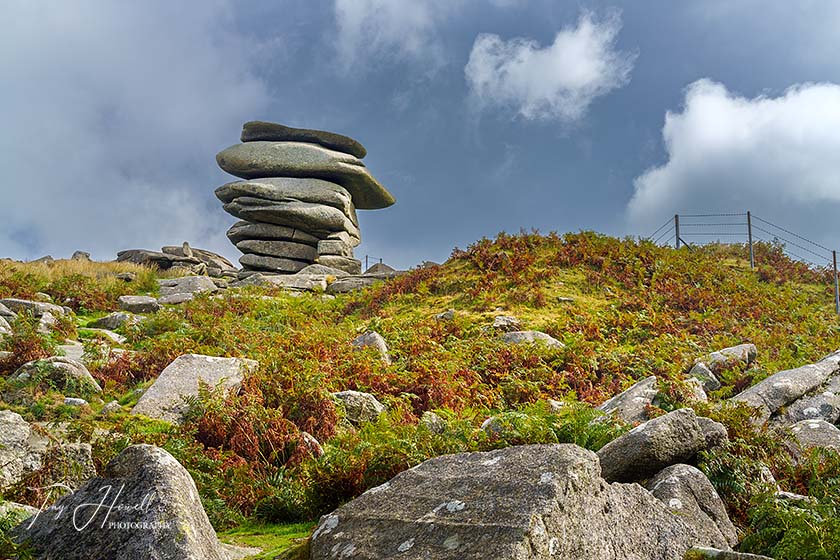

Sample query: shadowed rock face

[240,121,367,159]
[309,444,728,560]
[12,444,230,560]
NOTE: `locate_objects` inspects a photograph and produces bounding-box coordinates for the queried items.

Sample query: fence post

[674,214,681,249]
[834,251,839,316]
[365,255,369,270]
[747,211,755,269]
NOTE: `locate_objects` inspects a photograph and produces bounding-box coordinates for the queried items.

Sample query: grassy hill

[2,231,840,558]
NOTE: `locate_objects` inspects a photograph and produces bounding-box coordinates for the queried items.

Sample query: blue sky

[3,1,840,269]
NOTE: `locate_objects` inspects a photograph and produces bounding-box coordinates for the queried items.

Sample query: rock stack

[215,121,395,276]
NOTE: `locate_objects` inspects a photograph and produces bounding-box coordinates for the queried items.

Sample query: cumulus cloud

[0,1,269,261]
[333,0,460,70]
[464,11,635,122]
[627,80,840,254]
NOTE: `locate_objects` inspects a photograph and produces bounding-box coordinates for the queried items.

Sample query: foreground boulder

[309,444,729,559]
[12,444,231,559]
[597,376,658,424]
[646,464,738,549]
[89,311,145,330]
[597,408,726,482]
[132,354,258,423]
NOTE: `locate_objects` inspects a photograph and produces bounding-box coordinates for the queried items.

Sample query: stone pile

[215,121,395,276]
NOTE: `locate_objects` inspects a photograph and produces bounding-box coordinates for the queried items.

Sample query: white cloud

[0,1,270,261]
[627,80,840,254]
[333,0,460,70]
[464,11,635,122]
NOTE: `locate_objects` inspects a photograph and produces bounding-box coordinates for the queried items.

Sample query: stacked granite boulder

[215,121,395,276]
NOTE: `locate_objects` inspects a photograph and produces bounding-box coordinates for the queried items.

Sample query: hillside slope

[2,232,840,559]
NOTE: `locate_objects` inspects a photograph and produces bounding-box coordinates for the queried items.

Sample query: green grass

[219,521,315,559]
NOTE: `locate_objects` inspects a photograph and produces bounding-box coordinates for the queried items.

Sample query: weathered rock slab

[227,220,320,246]
[132,354,258,424]
[310,444,727,560]
[239,253,310,274]
[240,120,367,159]
[597,376,658,424]
[236,239,318,261]
[216,141,394,210]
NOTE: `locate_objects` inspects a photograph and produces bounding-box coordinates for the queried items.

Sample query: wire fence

[646,211,840,315]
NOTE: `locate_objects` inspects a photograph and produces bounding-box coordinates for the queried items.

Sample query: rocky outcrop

[597,408,726,483]
[597,376,658,424]
[731,350,840,424]
[12,444,232,559]
[0,410,48,490]
[117,243,236,277]
[132,354,258,424]
[215,121,394,276]
[309,444,731,559]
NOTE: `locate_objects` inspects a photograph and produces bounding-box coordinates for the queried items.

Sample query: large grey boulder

[240,120,367,159]
[597,376,658,424]
[12,444,231,560]
[333,390,386,424]
[776,370,840,425]
[317,239,353,257]
[297,263,350,276]
[216,178,357,224]
[237,239,318,261]
[499,330,564,349]
[132,354,258,424]
[216,141,395,210]
[118,295,160,313]
[787,419,840,458]
[351,331,391,364]
[0,410,48,490]
[0,315,11,336]
[597,408,725,483]
[309,444,728,560]
[226,220,320,246]
[11,356,102,396]
[731,350,840,424]
[646,464,738,549]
